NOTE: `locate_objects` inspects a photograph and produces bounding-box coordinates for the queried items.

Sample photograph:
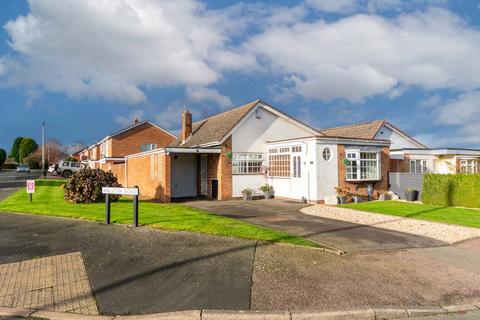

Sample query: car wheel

[62,170,72,178]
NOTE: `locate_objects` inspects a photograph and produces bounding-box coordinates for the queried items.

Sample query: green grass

[342,200,480,228]
[0,180,317,247]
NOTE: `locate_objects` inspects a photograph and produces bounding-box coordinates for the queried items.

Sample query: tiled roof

[320,120,385,139]
[170,100,260,147]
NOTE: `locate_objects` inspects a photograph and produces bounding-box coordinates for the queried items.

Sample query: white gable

[375,124,426,150]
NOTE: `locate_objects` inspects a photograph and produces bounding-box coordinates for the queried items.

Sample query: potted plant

[334,186,349,204]
[259,184,274,199]
[241,188,253,201]
[404,188,419,201]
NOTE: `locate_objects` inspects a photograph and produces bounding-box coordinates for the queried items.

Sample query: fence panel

[388,172,425,200]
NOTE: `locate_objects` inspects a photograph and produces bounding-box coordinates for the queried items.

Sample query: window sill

[232,173,264,176]
[345,179,381,183]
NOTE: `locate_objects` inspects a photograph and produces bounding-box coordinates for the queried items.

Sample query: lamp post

[42,121,47,179]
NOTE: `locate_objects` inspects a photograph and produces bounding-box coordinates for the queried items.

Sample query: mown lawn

[342,200,480,228]
[0,180,317,247]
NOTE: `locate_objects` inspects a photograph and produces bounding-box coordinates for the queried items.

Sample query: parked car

[57,161,86,178]
[16,164,30,173]
[48,165,56,173]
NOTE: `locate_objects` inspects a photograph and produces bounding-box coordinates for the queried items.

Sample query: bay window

[232,153,264,174]
[345,151,380,181]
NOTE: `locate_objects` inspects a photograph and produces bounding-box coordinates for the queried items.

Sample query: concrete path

[186,199,447,253]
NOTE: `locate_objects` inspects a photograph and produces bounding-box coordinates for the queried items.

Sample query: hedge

[423,173,480,208]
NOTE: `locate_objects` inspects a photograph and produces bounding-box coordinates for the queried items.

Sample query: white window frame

[268,147,291,178]
[410,159,428,174]
[141,143,157,152]
[345,151,380,181]
[460,159,478,174]
[232,152,264,175]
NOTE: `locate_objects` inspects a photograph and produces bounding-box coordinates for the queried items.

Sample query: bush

[423,173,480,208]
[64,156,78,162]
[64,168,122,203]
[11,137,24,162]
[0,148,6,169]
[26,160,40,169]
[2,163,17,169]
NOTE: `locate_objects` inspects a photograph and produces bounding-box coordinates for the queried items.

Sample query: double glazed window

[346,152,380,181]
[141,144,157,152]
[460,159,478,174]
[410,160,428,174]
[232,153,264,174]
[268,145,302,178]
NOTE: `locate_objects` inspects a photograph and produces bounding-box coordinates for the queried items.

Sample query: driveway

[185,199,447,253]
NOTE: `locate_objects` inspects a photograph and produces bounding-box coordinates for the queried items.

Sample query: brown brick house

[124,99,392,203]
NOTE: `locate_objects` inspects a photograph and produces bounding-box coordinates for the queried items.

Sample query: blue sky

[1,0,480,153]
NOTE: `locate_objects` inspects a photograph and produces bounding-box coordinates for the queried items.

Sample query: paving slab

[291,308,374,320]
[185,200,447,253]
[202,310,291,320]
[115,310,200,320]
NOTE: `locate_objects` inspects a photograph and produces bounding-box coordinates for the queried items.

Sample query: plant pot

[263,190,274,199]
[352,195,363,203]
[337,196,347,204]
[404,190,419,202]
[243,194,252,201]
[378,193,387,201]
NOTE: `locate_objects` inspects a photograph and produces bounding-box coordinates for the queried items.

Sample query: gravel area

[301,205,480,244]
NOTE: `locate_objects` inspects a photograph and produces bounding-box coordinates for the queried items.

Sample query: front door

[200,155,208,196]
[291,154,304,200]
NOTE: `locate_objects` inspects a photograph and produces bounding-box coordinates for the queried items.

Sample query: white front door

[291,155,304,200]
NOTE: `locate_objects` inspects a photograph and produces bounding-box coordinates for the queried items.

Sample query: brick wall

[110,123,175,158]
[218,136,233,200]
[126,153,171,202]
[337,145,390,199]
[390,156,410,173]
[112,162,125,185]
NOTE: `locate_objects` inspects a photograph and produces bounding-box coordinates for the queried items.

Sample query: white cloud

[432,91,480,146]
[242,8,480,103]
[305,0,357,13]
[186,87,232,108]
[2,0,240,104]
[114,110,145,127]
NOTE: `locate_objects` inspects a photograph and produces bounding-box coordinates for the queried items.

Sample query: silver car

[16,164,31,173]
[57,161,85,178]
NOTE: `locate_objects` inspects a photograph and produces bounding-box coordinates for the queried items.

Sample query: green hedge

[423,173,480,208]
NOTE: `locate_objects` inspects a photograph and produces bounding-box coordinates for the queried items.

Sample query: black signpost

[103,186,139,227]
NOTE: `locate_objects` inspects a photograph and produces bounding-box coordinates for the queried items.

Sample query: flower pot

[263,190,274,199]
[243,193,252,201]
[404,190,419,202]
[337,196,347,204]
[353,195,363,203]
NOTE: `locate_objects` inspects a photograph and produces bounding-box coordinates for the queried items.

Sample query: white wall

[315,144,339,201]
[375,125,423,150]
[231,106,315,198]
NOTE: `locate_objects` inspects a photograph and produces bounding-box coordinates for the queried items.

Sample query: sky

[1,0,480,153]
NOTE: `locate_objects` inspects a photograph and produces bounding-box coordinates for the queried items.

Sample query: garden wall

[422,173,480,208]
[388,172,424,200]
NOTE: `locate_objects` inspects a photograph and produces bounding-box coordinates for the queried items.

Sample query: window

[150,154,163,179]
[141,144,157,152]
[322,147,331,161]
[345,151,380,181]
[410,160,428,174]
[292,145,302,153]
[232,153,264,174]
[292,156,301,178]
[460,159,478,174]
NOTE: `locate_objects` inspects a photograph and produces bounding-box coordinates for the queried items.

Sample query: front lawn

[0,180,317,247]
[342,200,480,228]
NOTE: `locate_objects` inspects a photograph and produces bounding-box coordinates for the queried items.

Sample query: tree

[10,137,24,162]
[0,148,6,169]
[18,138,38,163]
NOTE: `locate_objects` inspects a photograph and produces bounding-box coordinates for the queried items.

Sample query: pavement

[186,199,447,253]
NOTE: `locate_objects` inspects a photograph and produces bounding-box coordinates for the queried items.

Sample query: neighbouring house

[70,147,88,161]
[124,99,391,203]
[79,119,176,184]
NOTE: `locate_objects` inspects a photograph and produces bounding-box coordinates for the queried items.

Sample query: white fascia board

[383,122,426,149]
[146,121,177,139]
[165,147,221,154]
[219,102,320,145]
[267,136,390,147]
[397,148,480,156]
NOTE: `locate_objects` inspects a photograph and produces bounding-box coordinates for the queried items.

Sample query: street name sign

[102,187,139,196]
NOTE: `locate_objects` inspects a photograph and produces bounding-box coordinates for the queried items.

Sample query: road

[0,169,42,189]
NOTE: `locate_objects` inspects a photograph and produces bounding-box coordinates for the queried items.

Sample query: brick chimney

[181,110,192,143]
[133,118,140,124]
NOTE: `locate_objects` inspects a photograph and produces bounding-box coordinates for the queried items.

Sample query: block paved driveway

[185,199,447,253]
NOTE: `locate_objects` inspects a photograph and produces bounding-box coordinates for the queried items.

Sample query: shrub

[2,163,17,169]
[64,168,122,204]
[10,137,24,162]
[64,156,78,162]
[0,148,6,169]
[423,173,480,208]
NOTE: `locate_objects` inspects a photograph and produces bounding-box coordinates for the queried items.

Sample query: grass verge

[0,180,318,247]
[342,200,480,228]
